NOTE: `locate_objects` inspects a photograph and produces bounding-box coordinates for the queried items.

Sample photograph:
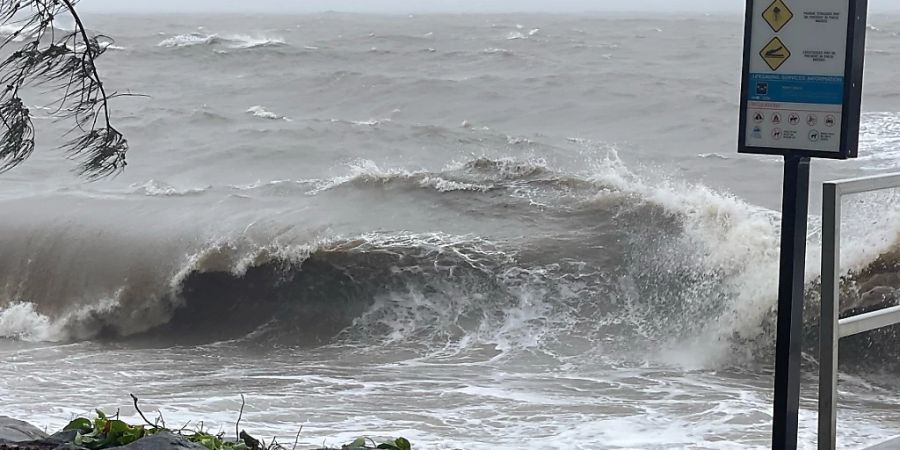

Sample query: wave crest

[129,180,211,197]
[158,32,286,49]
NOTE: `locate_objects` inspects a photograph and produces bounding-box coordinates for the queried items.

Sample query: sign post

[738,0,867,448]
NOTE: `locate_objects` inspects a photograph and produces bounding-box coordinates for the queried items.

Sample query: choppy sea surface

[2,13,900,449]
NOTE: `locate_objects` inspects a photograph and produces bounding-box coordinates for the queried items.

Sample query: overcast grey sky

[77,0,898,14]
[76,0,742,14]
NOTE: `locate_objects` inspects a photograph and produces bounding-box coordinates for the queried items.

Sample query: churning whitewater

[2,13,900,450]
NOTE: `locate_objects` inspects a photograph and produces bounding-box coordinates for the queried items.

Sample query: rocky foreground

[1,417,230,450]
[0,417,410,450]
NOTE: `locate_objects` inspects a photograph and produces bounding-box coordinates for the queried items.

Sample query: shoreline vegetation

[0,395,412,450]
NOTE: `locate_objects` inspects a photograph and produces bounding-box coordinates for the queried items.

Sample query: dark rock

[52,444,88,450]
[46,432,77,444]
[0,440,59,450]
[0,417,48,443]
[0,438,86,450]
[109,432,206,450]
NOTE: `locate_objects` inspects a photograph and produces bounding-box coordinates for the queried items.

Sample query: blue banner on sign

[749,73,844,105]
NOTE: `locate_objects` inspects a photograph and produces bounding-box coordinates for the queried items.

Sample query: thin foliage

[0,0,127,178]
[54,395,414,450]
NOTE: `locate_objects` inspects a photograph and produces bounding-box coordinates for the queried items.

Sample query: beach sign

[739,0,867,159]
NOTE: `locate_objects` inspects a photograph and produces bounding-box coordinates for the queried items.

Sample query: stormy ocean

[1,12,900,449]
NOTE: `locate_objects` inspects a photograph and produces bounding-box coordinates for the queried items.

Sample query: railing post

[816,173,900,449]
[818,182,841,450]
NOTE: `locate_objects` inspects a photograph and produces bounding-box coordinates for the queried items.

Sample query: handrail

[818,172,900,450]
[826,173,900,195]
[839,305,900,338]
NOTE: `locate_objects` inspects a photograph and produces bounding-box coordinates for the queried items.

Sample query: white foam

[454,385,569,405]
[697,153,730,160]
[328,118,388,127]
[832,190,900,275]
[308,160,411,194]
[0,295,124,343]
[158,33,286,49]
[584,150,783,364]
[129,180,210,197]
[246,105,291,121]
[350,119,382,126]
[506,136,533,145]
[228,179,315,194]
[576,148,900,366]
[418,177,491,193]
[232,158,500,198]
[857,112,900,170]
[226,34,287,49]
[482,48,512,55]
[0,302,55,342]
[158,32,217,48]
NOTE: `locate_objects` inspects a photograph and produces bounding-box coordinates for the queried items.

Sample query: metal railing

[818,172,900,450]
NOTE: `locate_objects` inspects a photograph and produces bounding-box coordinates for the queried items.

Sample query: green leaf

[345,437,368,449]
[188,433,223,450]
[119,426,145,446]
[107,420,129,435]
[394,438,411,450]
[377,438,411,450]
[87,439,110,450]
[64,418,93,433]
[92,436,116,450]
[90,409,109,438]
[75,433,107,450]
[105,420,140,446]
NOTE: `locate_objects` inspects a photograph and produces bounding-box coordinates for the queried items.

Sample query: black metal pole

[772,154,811,450]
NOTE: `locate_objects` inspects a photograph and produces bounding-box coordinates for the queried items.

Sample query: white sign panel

[739,0,866,159]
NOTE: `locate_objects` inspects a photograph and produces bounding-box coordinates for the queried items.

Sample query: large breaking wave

[1,155,898,368]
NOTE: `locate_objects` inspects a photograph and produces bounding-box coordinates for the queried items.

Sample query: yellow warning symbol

[763,0,794,33]
[760,37,790,71]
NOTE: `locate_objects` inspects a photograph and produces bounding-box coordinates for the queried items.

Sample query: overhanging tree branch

[0,0,128,179]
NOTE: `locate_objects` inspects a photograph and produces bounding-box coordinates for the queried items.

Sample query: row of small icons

[752,111,836,127]
[752,126,823,142]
